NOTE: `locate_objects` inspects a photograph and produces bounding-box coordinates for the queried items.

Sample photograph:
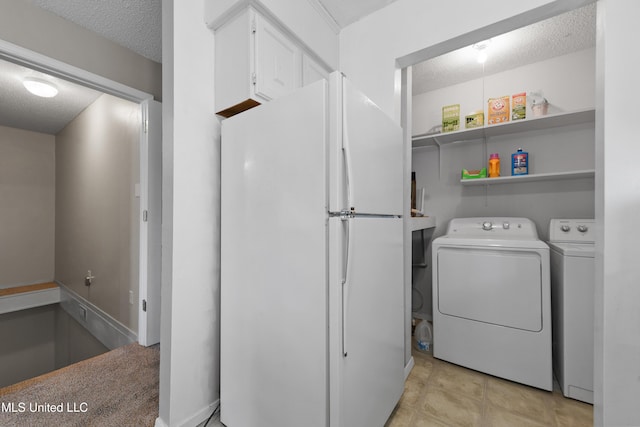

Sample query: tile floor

[385,345,593,427]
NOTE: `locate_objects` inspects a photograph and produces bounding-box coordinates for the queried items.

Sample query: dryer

[548,219,595,404]
[432,217,552,391]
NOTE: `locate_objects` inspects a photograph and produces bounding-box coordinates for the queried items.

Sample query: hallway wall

[0,125,55,287]
[55,94,140,331]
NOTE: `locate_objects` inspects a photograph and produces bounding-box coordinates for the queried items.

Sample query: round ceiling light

[23,77,59,98]
[473,39,492,64]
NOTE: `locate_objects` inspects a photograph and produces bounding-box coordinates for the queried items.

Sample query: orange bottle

[489,153,500,178]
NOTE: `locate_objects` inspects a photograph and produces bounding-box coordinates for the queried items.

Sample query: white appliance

[548,219,595,404]
[431,217,552,391]
[220,72,405,427]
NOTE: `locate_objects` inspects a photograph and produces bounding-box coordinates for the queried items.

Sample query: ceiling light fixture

[23,77,59,98]
[473,39,492,64]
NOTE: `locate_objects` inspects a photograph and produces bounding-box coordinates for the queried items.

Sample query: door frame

[0,38,160,345]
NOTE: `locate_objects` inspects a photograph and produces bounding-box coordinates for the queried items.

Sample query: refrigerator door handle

[342,216,354,358]
[342,83,354,209]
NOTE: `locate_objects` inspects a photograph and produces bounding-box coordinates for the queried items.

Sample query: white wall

[158,0,220,426]
[594,1,640,425]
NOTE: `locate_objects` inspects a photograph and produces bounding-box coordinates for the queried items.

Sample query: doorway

[0,40,161,386]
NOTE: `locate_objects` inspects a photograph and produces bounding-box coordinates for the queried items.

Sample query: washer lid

[434,235,549,250]
[549,241,594,257]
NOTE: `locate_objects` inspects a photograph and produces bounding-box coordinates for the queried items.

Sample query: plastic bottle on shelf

[511,148,529,176]
[488,153,500,178]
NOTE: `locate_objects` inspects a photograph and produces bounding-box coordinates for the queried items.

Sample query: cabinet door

[254,15,300,101]
[302,53,329,87]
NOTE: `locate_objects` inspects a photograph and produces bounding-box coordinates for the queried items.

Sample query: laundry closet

[410,4,596,323]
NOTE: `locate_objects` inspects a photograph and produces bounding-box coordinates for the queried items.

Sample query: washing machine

[432,217,552,391]
[548,219,595,404]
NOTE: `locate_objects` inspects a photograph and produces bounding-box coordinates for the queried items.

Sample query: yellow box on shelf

[465,111,484,129]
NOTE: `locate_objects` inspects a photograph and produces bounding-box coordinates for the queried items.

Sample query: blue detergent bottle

[511,148,529,176]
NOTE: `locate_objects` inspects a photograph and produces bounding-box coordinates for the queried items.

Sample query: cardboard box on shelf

[465,111,484,128]
[442,104,460,132]
[487,96,510,125]
[512,92,526,120]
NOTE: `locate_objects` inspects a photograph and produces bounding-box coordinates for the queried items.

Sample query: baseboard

[404,356,415,380]
[154,400,219,427]
[186,400,219,427]
[57,282,136,350]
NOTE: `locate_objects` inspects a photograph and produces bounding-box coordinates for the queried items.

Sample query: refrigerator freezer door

[221,80,329,427]
[337,77,403,216]
[329,216,404,427]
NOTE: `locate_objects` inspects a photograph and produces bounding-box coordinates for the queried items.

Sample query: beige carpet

[0,342,159,427]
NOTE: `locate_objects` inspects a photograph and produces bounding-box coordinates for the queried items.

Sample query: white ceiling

[3,1,595,135]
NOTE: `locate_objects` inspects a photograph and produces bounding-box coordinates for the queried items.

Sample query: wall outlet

[129,290,134,305]
[78,305,87,321]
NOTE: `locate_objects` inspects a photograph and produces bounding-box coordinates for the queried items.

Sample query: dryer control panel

[446,217,539,239]
[549,219,595,243]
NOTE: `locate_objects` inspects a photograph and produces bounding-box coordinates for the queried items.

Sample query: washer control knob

[577,225,589,233]
[482,221,493,231]
[561,225,571,232]
[503,222,510,230]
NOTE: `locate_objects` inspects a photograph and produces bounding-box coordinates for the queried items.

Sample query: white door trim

[0,39,152,103]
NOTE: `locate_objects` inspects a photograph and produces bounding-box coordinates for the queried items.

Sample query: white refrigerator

[220,72,404,427]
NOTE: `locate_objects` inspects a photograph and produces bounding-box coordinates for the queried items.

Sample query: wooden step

[0,282,60,315]
[0,282,58,298]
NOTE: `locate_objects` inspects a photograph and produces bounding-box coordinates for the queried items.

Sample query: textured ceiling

[412,3,597,95]
[0,58,102,135]
[27,0,162,63]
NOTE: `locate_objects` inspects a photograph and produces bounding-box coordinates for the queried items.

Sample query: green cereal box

[512,92,526,120]
[442,104,460,132]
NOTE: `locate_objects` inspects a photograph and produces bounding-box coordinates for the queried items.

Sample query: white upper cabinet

[215,7,330,118]
[254,14,300,103]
